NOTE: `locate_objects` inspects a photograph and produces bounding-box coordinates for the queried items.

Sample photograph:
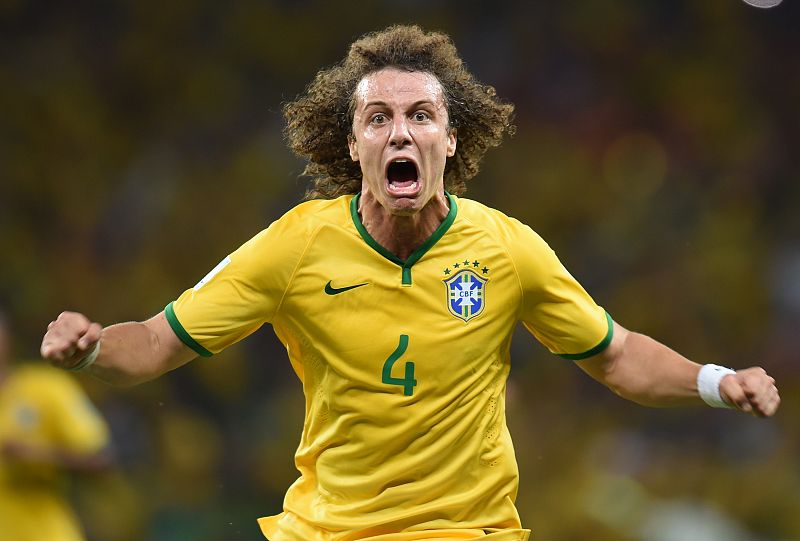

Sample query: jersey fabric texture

[0,364,110,541]
[167,194,612,541]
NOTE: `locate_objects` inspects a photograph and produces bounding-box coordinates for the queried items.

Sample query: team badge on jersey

[444,269,487,322]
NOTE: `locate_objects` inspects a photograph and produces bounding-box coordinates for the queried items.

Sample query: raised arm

[576,321,780,417]
[41,311,196,386]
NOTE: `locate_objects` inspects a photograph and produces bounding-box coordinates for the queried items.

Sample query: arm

[41,311,197,386]
[576,321,780,417]
[2,440,113,473]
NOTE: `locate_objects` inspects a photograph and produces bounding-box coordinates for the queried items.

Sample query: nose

[389,117,412,148]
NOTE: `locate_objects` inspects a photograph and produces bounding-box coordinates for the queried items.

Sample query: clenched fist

[720,367,780,417]
[41,311,102,370]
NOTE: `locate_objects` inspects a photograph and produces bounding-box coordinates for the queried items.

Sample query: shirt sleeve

[166,209,312,356]
[508,220,612,359]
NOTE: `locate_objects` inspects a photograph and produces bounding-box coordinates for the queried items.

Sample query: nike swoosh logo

[325,281,369,295]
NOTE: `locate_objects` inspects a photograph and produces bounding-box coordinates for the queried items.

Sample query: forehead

[353,68,446,110]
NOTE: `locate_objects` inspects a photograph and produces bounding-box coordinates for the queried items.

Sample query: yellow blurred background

[1,1,798,540]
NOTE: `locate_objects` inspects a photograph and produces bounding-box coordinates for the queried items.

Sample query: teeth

[393,159,409,163]
[388,181,418,190]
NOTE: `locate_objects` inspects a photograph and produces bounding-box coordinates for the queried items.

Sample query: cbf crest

[442,259,489,322]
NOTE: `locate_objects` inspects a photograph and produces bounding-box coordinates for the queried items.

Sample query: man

[41,26,779,541]
[1,310,112,541]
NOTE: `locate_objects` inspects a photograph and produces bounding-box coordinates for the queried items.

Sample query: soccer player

[40,26,779,541]
[1,310,112,541]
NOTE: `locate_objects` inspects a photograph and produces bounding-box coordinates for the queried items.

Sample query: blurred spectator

[0,310,113,541]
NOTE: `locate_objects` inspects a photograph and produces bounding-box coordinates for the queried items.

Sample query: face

[348,68,457,216]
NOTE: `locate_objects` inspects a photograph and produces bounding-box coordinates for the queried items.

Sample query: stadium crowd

[1,2,797,540]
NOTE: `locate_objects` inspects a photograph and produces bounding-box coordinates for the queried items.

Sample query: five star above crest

[442,259,489,276]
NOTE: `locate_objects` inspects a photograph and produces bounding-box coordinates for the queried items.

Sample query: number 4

[382,334,417,396]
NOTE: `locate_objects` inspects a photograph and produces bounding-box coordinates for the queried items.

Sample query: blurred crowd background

[1,1,798,540]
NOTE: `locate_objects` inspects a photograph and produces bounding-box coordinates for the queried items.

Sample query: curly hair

[283,25,515,199]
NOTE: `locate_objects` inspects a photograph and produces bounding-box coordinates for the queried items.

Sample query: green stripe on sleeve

[558,312,614,360]
[164,302,213,357]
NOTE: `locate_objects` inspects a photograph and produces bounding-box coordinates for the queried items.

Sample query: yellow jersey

[168,194,611,541]
[0,364,110,541]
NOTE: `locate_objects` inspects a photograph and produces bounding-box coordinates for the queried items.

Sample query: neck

[359,191,450,261]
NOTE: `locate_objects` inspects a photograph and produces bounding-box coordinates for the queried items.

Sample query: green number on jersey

[382,334,417,396]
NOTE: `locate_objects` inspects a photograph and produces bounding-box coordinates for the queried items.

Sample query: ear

[446,129,457,158]
[348,134,359,162]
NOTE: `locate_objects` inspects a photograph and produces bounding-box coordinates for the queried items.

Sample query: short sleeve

[509,222,612,359]
[167,209,313,356]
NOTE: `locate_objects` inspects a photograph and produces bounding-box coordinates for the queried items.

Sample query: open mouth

[386,159,419,194]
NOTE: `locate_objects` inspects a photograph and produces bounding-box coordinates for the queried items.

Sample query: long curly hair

[284,25,516,199]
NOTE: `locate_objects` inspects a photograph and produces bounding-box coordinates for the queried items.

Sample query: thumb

[720,375,753,413]
[76,322,102,351]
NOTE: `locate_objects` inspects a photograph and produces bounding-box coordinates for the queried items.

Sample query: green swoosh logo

[325,281,368,295]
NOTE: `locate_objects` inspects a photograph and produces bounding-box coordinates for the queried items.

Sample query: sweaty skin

[349,68,456,261]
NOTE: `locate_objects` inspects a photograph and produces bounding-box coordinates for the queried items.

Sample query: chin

[385,197,421,216]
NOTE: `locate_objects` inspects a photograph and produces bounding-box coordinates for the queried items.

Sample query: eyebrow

[363,100,388,109]
[362,100,439,110]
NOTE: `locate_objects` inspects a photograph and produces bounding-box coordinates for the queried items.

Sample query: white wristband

[697,364,736,408]
[67,342,100,372]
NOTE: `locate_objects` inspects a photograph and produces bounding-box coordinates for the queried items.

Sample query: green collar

[349,192,458,285]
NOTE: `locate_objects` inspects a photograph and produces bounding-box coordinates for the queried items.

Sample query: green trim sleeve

[164,302,213,357]
[558,312,614,360]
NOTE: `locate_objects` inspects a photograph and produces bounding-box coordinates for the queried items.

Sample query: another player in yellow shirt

[40,25,780,541]
[0,311,111,541]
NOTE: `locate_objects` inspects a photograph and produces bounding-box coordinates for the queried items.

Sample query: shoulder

[453,196,548,248]
[198,196,354,291]
[13,363,76,386]
[275,196,352,229]
[453,196,566,286]
[8,364,84,401]
[246,196,353,247]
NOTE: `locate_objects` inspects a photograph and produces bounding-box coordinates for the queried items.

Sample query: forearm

[42,311,196,386]
[578,324,704,407]
[578,322,780,416]
[89,321,175,386]
[609,331,704,406]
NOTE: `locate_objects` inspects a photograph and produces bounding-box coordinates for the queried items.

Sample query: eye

[370,113,387,125]
[413,111,430,122]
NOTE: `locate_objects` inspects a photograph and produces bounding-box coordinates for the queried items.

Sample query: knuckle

[730,392,746,406]
[725,389,744,404]
[738,399,751,409]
